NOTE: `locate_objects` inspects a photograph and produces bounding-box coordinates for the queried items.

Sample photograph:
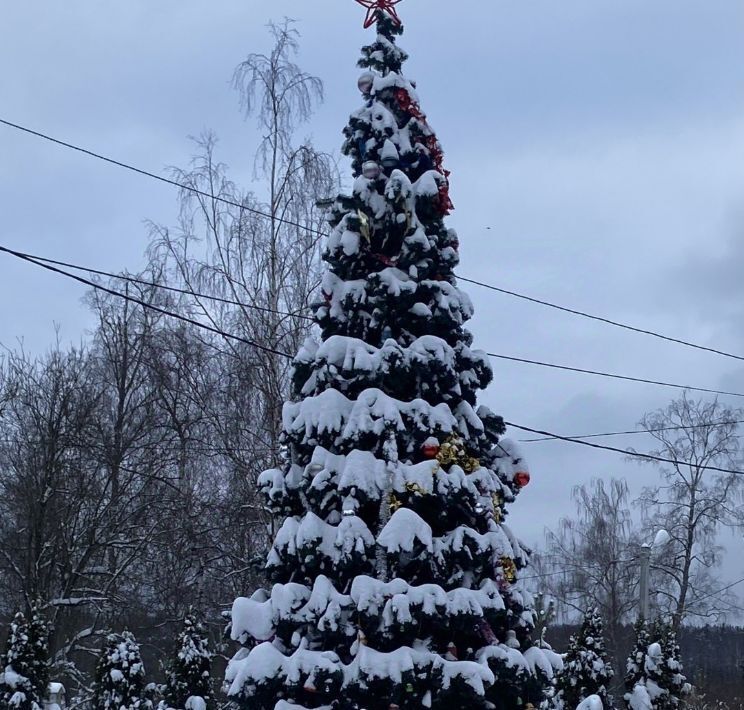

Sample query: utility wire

[488,352,744,399]
[685,576,744,608]
[0,246,293,359]
[0,117,326,238]
[504,421,744,476]
[4,244,744,402]
[460,275,744,363]
[520,419,744,443]
[5,247,313,321]
[4,243,744,478]
[4,116,744,365]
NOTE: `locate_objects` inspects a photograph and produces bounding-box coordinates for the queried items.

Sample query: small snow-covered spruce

[553,608,614,710]
[25,604,49,707]
[625,620,651,699]
[93,631,150,710]
[0,608,49,710]
[645,620,691,710]
[225,8,551,710]
[624,620,691,710]
[162,612,213,710]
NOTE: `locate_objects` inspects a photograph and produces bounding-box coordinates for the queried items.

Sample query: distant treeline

[548,623,744,705]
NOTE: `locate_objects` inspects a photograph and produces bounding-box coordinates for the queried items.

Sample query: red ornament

[394,87,425,121]
[514,471,531,488]
[475,618,498,645]
[421,437,440,459]
[373,253,395,267]
[354,0,403,29]
[437,182,454,216]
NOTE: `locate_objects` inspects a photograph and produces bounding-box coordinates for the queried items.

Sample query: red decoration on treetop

[354,0,403,29]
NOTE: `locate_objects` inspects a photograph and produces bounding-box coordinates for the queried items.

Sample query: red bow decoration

[394,87,425,121]
[423,135,454,214]
[354,0,404,29]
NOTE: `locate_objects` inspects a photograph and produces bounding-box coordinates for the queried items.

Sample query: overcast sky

[2,1,743,611]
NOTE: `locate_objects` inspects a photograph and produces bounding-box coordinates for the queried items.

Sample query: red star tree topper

[354,0,403,29]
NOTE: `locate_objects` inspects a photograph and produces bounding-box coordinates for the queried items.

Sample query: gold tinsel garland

[389,482,428,511]
[500,556,517,583]
[434,435,480,473]
[491,491,503,523]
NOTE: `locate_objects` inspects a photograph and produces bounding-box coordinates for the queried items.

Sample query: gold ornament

[491,492,503,522]
[357,209,371,242]
[462,456,481,473]
[500,556,517,583]
[405,482,426,496]
[435,435,480,473]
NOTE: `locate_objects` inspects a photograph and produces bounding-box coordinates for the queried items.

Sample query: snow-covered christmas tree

[624,620,690,710]
[162,612,213,710]
[625,620,651,700]
[0,608,49,710]
[553,608,614,710]
[25,604,49,706]
[225,4,553,708]
[653,621,691,709]
[93,632,149,710]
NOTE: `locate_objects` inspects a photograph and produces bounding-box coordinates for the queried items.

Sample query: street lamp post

[638,529,670,621]
[639,544,651,620]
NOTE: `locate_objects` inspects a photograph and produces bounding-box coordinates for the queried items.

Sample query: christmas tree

[93,632,149,710]
[553,608,614,710]
[624,620,690,710]
[0,608,49,710]
[642,621,690,710]
[162,612,213,710]
[225,5,551,709]
[25,604,49,707]
[655,622,691,708]
[625,620,651,699]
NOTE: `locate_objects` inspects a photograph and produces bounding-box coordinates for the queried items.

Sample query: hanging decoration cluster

[421,435,480,473]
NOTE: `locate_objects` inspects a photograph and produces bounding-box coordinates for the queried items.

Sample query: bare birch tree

[148,20,337,576]
[542,478,641,678]
[634,393,744,631]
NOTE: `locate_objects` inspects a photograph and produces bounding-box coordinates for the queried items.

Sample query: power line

[4,116,744,366]
[0,245,293,359]
[504,421,744,476]
[5,247,313,321]
[0,117,326,239]
[460,275,744,364]
[520,419,744,443]
[685,576,744,609]
[488,352,744,399]
[5,242,744,478]
[5,244,744,402]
